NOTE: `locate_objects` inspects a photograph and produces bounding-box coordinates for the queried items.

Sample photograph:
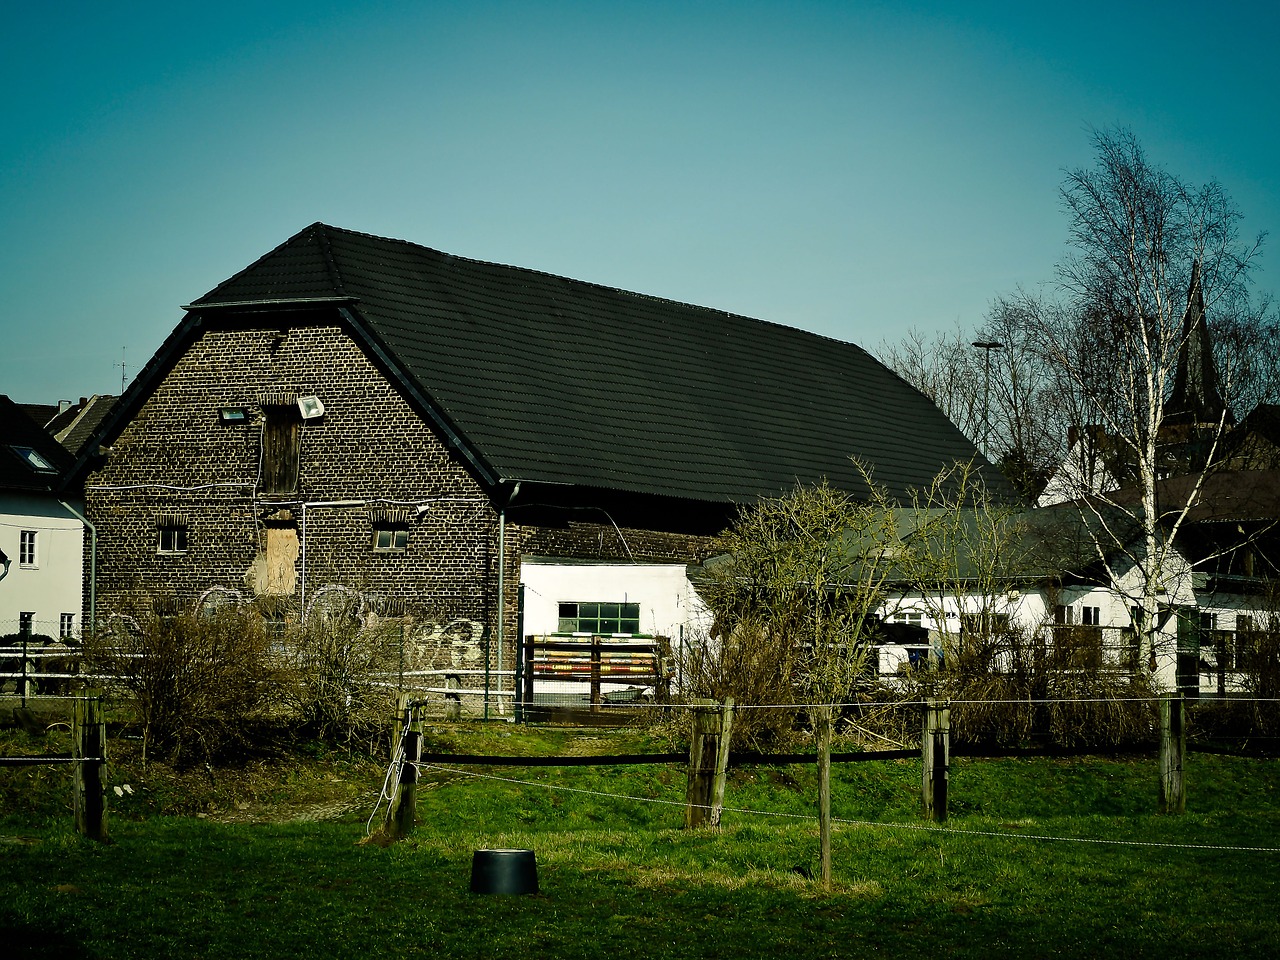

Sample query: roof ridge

[314,223,348,298]
[194,222,344,303]
[315,223,870,353]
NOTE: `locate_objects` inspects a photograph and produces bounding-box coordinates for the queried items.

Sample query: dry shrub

[676,620,802,749]
[898,624,1156,749]
[277,592,403,745]
[88,606,283,767]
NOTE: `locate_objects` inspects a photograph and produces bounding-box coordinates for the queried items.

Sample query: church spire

[1162,261,1233,429]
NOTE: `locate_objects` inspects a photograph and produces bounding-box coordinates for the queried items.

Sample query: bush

[676,620,802,749]
[277,591,402,746]
[87,606,284,767]
[897,625,1157,749]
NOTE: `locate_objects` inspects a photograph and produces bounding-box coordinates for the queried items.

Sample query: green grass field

[3,723,1279,959]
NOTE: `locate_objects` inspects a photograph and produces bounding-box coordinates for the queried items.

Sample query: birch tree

[1014,128,1268,683]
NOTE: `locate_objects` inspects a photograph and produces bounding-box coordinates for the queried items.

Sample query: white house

[0,396,86,643]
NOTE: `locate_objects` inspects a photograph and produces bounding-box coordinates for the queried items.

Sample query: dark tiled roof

[191,223,1015,506]
[54,395,118,457]
[0,395,74,492]
[20,403,59,429]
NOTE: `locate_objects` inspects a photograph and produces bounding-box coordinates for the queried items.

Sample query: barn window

[370,508,411,554]
[157,522,188,555]
[557,602,641,635]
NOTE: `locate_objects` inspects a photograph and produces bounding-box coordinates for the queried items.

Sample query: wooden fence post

[384,700,422,840]
[817,703,834,889]
[590,636,602,713]
[1159,694,1186,815]
[685,698,734,828]
[73,690,108,842]
[921,700,949,823]
[445,673,462,721]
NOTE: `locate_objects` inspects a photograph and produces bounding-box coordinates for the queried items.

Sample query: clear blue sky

[2,0,1275,404]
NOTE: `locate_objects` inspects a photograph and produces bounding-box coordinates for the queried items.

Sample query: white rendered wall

[518,559,710,643]
[0,494,85,639]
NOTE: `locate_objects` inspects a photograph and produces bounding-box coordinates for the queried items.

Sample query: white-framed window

[1056,604,1101,626]
[892,611,923,627]
[19,611,34,634]
[157,522,188,555]
[60,613,75,638]
[372,524,409,553]
[19,530,36,567]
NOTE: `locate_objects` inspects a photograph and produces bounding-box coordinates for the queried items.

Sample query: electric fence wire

[413,762,1280,855]
[365,721,413,836]
[506,694,1280,711]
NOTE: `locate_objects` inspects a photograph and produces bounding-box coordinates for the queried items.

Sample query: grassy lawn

[3,723,1279,959]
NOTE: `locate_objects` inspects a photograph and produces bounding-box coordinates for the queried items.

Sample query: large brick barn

[67,223,1006,705]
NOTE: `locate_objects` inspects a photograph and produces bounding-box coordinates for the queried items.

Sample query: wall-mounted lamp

[297,395,325,420]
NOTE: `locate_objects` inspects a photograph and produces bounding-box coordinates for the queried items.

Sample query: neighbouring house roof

[51,395,118,457]
[0,395,74,493]
[20,403,60,429]
[183,223,1013,507]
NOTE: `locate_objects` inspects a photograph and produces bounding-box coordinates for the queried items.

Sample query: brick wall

[85,320,498,631]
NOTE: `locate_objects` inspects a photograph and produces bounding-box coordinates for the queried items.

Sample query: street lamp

[972,341,1004,458]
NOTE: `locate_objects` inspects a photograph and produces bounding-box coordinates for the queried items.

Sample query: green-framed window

[557,601,641,635]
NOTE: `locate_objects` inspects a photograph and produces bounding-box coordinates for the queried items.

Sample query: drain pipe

[496,481,522,718]
[59,501,97,643]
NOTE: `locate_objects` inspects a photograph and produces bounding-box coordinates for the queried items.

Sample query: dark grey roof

[0,395,74,492]
[20,403,59,429]
[186,223,1014,506]
[53,395,118,457]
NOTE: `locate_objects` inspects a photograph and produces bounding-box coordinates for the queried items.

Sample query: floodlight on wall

[218,407,248,425]
[297,395,326,420]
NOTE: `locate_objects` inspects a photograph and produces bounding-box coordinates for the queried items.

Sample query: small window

[158,523,188,554]
[557,601,641,635]
[60,613,75,638]
[19,530,36,567]
[1081,605,1101,626]
[19,612,34,634]
[372,525,409,553]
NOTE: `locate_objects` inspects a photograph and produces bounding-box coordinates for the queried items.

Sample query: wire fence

[409,762,1280,855]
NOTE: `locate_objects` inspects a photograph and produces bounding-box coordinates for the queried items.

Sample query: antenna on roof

[116,347,128,394]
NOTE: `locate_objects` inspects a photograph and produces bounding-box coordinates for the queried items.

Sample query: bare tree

[876,325,984,444]
[1011,127,1270,683]
[692,468,899,744]
[878,318,1066,500]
